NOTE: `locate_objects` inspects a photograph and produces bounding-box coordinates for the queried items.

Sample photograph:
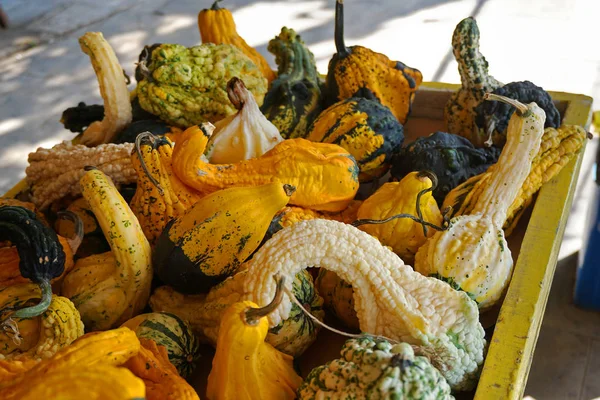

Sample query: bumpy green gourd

[261,27,323,139]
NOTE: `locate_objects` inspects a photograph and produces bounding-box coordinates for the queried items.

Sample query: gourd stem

[226,77,247,110]
[334,0,350,57]
[484,93,529,116]
[13,279,52,319]
[283,184,296,197]
[57,211,84,254]
[210,0,223,10]
[245,276,285,325]
[135,132,165,195]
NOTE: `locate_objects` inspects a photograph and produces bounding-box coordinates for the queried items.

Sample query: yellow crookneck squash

[130,133,202,244]
[153,181,294,293]
[172,124,360,212]
[0,284,84,361]
[415,94,546,309]
[325,0,422,124]
[62,168,153,331]
[207,278,302,400]
[198,0,276,83]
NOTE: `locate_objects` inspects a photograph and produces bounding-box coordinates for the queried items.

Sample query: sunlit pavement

[1,1,600,398]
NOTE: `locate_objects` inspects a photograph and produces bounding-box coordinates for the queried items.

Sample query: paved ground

[1,1,600,398]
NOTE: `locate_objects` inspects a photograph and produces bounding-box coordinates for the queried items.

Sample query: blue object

[574,142,600,309]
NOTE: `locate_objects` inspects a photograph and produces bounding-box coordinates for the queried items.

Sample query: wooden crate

[2,82,593,399]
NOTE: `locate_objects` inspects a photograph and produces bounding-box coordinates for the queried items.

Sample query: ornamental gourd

[444,17,502,146]
[415,94,546,310]
[206,278,303,400]
[205,77,284,164]
[0,284,84,361]
[121,312,201,378]
[261,27,323,139]
[325,0,422,124]
[306,97,405,182]
[198,0,276,83]
[130,133,202,244]
[136,43,268,127]
[356,171,442,264]
[443,124,589,235]
[298,337,452,399]
[62,168,153,331]
[149,269,324,357]
[172,124,359,212]
[153,181,294,293]
[239,218,486,391]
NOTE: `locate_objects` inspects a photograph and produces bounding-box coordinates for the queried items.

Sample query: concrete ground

[1,0,599,398]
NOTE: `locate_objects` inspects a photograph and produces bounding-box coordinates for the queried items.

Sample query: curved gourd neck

[272,31,319,84]
[452,18,498,90]
[334,0,351,58]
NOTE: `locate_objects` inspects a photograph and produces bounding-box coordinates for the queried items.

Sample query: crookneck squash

[130,133,202,244]
[198,0,276,83]
[261,26,323,139]
[149,269,324,357]
[240,218,486,391]
[206,278,303,400]
[153,181,294,293]
[0,284,84,361]
[444,16,502,145]
[298,337,452,399]
[443,124,588,235]
[205,77,284,164]
[0,206,69,318]
[136,43,268,127]
[356,171,442,264]
[306,96,405,182]
[172,124,359,212]
[121,312,201,378]
[325,0,422,124]
[62,168,153,331]
[124,338,199,400]
[415,94,546,310]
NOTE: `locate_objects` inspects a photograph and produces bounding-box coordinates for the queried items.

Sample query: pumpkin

[324,0,422,124]
[415,94,547,309]
[0,284,84,361]
[124,338,199,400]
[206,277,303,400]
[62,168,153,330]
[136,43,268,127]
[444,16,502,145]
[149,269,324,357]
[172,124,360,212]
[261,27,323,139]
[298,337,452,399]
[205,77,284,164]
[306,97,404,182]
[198,0,276,83]
[130,133,202,244]
[121,312,201,378]
[355,171,443,264]
[153,181,294,293]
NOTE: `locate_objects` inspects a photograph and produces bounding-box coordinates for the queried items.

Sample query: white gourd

[205,77,283,163]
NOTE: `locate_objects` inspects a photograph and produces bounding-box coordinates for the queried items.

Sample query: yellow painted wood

[2,178,28,199]
[473,91,593,400]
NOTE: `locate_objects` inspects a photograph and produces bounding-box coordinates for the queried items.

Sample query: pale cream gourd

[240,218,485,391]
[205,77,283,164]
[415,94,546,310]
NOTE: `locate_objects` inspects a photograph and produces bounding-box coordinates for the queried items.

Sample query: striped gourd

[121,312,201,378]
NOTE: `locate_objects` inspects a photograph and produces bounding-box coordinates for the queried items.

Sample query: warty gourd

[415,94,547,310]
[240,218,486,391]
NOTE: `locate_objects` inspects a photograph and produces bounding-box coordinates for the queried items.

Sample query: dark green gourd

[260,27,323,139]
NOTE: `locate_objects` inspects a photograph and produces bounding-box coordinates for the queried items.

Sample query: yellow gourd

[207,278,302,400]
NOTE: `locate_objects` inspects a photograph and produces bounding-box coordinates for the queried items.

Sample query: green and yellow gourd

[121,312,201,379]
[306,97,405,182]
[260,27,323,139]
[325,0,422,124]
[153,182,295,293]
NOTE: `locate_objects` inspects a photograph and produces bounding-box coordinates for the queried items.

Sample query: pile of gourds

[0,1,589,399]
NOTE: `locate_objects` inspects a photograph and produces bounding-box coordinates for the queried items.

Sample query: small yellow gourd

[207,278,302,400]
